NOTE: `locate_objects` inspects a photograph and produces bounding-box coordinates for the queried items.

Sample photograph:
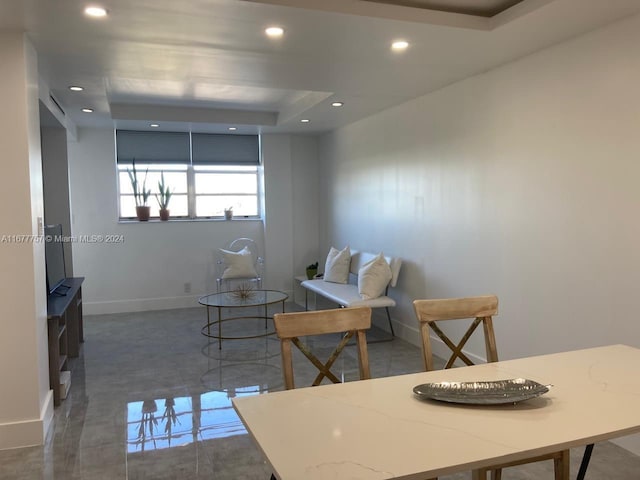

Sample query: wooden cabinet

[47,277,84,406]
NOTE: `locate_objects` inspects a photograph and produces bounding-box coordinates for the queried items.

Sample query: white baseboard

[0,390,54,450]
[389,317,421,347]
[84,289,296,315]
[84,294,204,315]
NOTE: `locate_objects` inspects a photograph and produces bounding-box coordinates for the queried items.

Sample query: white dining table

[232,344,640,480]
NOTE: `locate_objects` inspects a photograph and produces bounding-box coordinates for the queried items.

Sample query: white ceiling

[1,0,640,134]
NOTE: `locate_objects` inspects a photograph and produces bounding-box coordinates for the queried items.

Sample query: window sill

[118,217,262,224]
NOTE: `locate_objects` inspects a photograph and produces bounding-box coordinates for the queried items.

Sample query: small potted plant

[224,206,233,220]
[127,159,151,221]
[155,171,173,221]
[306,261,319,280]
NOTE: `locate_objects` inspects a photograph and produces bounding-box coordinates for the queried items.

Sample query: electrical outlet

[184,282,191,293]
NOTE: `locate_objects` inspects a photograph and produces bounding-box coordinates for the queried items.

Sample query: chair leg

[491,468,502,480]
[472,470,486,480]
[385,307,395,337]
[554,449,570,480]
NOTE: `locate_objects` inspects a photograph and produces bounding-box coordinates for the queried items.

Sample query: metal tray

[413,378,549,405]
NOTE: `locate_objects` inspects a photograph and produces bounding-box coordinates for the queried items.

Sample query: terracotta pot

[136,206,150,221]
[159,208,170,221]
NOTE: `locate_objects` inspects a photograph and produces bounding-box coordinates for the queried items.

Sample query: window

[116,130,260,220]
[118,164,189,218]
[194,165,259,217]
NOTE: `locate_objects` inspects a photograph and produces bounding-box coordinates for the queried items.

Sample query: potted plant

[306,261,319,280]
[155,171,173,221]
[224,206,233,220]
[127,159,151,221]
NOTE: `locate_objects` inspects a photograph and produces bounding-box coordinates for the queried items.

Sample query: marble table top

[233,344,640,480]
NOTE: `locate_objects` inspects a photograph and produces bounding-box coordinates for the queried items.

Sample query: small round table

[199,289,288,349]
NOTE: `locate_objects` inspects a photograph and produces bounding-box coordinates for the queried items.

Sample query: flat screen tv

[44,224,67,295]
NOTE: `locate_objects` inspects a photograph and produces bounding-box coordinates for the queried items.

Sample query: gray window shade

[192,133,260,165]
[116,130,190,164]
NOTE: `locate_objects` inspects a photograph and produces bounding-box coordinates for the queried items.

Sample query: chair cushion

[357,253,392,300]
[302,279,396,308]
[220,246,258,279]
[323,245,351,284]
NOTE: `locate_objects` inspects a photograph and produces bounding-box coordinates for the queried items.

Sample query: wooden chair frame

[413,295,569,480]
[413,295,499,372]
[273,307,371,390]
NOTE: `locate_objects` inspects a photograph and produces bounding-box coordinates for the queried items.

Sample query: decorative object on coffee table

[224,206,233,220]
[231,282,255,300]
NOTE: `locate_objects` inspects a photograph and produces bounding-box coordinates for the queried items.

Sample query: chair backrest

[216,238,264,291]
[227,237,261,263]
[413,295,498,371]
[273,307,372,390]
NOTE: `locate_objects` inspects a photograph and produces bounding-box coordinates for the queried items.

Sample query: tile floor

[1,305,639,479]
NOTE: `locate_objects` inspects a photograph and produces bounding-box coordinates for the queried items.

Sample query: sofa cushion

[323,245,351,284]
[358,253,392,300]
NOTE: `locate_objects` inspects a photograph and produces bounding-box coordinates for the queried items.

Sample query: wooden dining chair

[413,295,570,480]
[273,306,371,390]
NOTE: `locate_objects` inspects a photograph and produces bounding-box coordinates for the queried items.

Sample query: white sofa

[300,251,402,336]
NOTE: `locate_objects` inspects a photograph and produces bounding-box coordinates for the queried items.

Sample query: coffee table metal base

[199,290,288,349]
[201,306,279,349]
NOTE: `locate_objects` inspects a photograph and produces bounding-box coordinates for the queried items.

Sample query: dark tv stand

[47,277,84,406]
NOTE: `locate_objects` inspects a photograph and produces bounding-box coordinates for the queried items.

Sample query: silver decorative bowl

[413,378,550,405]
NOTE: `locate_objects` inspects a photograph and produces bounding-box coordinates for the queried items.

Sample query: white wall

[291,135,320,272]
[318,13,640,453]
[291,135,320,303]
[67,129,320,314]
[262,135,294,295]
[0,33,53,449]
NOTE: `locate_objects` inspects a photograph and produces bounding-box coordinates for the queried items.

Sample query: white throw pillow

[220,246,258,279]
[358,253,392,300]
[323,246,351,284]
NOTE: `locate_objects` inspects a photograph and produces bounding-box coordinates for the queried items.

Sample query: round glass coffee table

[199,289,288,349]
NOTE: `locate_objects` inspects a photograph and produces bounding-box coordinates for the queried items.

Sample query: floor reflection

[126,386,266,454]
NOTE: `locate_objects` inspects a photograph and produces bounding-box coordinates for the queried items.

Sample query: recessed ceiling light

[300,119,310,123]
[81,108,94,113]
[69,86,84,92]
[84,6,108,17]
[331,102,344,107]
[228,127,237,131]
[265,26,284,38]
[150,124,159,128]
[391,40,409,51]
